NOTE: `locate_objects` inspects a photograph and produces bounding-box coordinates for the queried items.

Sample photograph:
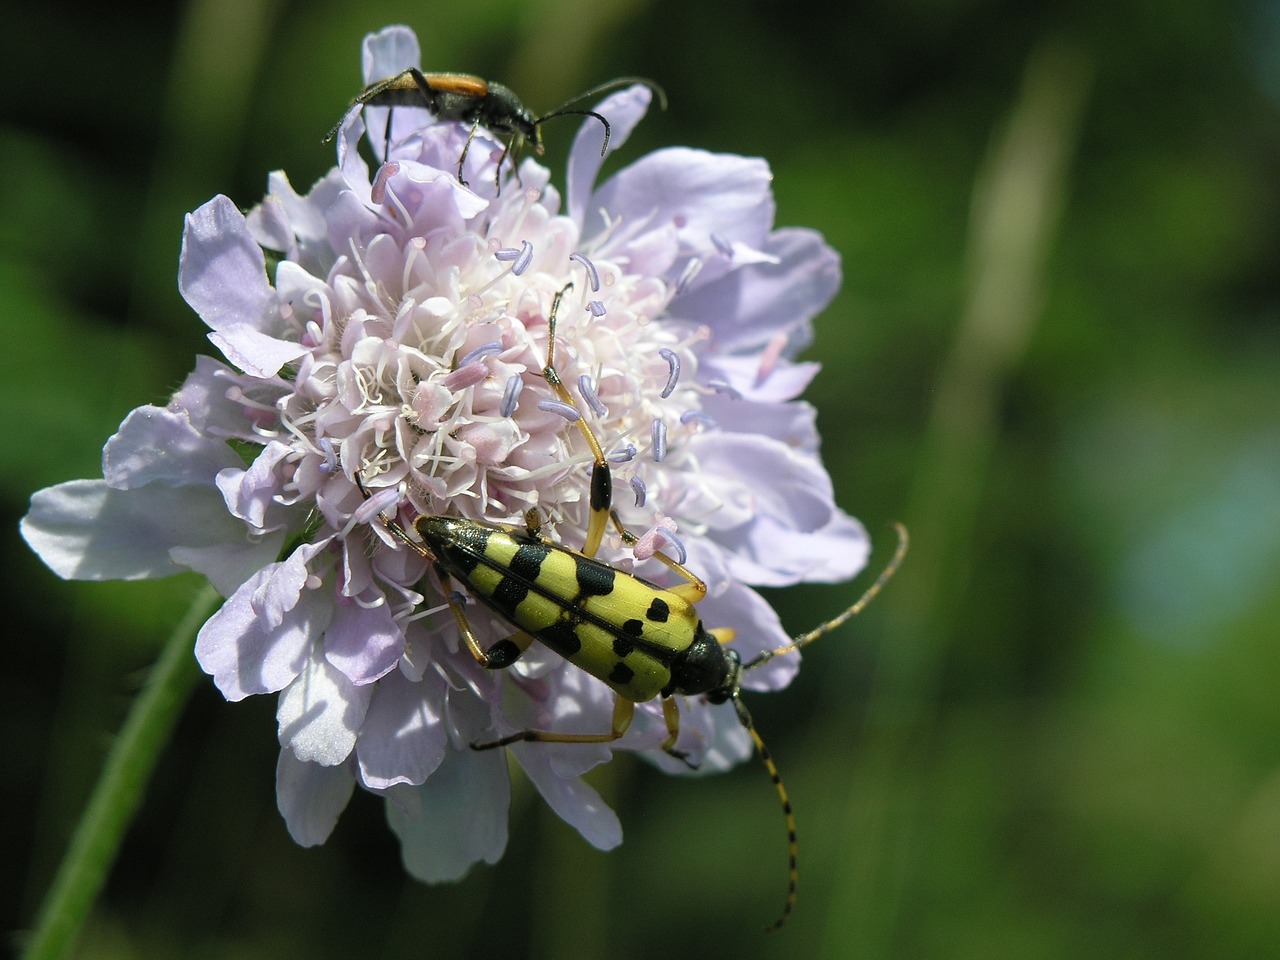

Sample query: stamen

[587,300,607,317]
[353,591,387,610]
[675,257,703,295]
[708,379,742,400]
[224,386,277,414]
[443,362,487,391]
[353,486,403,527]
[370,162,400,204]
[403,600,451,625]
[501,374,524,417]
[449,591,469,607]
[680,409,717,429]
[538,399,582,423]
[570,252,601,291]
[710,232,735,258]
[632,515,683,563]
[578,375,607,416]
[631,476,647,507]
[659,348,681,398]
[513,240,534,276]
[607,443,638,463]
[651,418,667,462]
[316,437,338,474]
[457,341,503,367]
[493,239,534,275]
[656,527,688,566]
[756,332,788,385]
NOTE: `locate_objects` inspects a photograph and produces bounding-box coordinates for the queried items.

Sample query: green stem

[21,582,222,960]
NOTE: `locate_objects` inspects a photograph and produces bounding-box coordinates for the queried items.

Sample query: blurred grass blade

[19,585,219,960]
[825,37,1093,955]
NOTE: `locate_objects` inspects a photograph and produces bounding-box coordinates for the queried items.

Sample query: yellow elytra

[415,515,728,705]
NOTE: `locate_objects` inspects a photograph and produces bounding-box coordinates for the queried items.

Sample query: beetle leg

[492,133,523,193]
[708,627,737,647]
[472,694,634,750]
[455,119,480,187]
[659,695,697,767]
[434,562,536,669]
[405,68,442,110]
[472,695,697,767]
[542,285,612,558]
[607,509,707,604]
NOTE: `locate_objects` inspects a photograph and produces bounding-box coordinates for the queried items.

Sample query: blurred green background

[4,0,1280,957]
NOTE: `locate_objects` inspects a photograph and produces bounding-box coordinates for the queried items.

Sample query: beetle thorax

[481,83,538,139]
[665,624,736,698]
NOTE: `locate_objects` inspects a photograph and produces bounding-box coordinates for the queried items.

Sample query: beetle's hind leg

[471,693,697,767]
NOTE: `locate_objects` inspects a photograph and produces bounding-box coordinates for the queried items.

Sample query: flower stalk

[21,584,221,960]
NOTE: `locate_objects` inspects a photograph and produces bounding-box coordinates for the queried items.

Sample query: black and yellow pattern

[416,516,705,702]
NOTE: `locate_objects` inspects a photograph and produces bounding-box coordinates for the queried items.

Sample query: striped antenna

[743,522,909,672]
[733,697,798,932]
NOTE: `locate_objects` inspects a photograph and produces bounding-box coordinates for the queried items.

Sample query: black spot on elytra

[509,542,550,581]
[493,575,529,611]
[612,634,635,657]
[540,621,583,658]
[575,559,616,597]
[622,618,644,636]
[608,661,635,686]
[646,597,670,623]
[445,528,489,574]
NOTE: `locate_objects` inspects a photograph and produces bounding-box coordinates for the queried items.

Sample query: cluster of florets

[20,24,867,880]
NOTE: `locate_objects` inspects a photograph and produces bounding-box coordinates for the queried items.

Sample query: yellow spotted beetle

[354,286,906,929]
[326,68,667,190]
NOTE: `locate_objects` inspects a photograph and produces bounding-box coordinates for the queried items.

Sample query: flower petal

[167,355,262,441]
[102,405,243,490]
[169,535,287,598]
[720,508,871,588]
[22,480,247,583]
[179,195,277,333]
[277,639,372,765]
[386,745,510,883]
[324,591,405,685]
[215,440,294,531]
[358,26,425,166]
[588,148,774,261]
[208,322,308,379]
[700,354,821,403]
[276,749,355,846]
[702,397,819,454]
[698,581,797,692]
[567,84,657,226]
[671,227,839,353]
[513,744,623,850]
[194,544,332,700]
[356,669,448,789]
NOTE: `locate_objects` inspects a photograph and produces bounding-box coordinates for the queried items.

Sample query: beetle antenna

[732,696,798,932]
[532,109,612,158]
[543,77,668,117]
[743,522,908,672]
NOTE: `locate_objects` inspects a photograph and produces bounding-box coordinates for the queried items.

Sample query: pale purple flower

[20,25,867,882]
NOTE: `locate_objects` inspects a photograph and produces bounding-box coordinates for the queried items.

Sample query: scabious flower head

[20,25,868,880]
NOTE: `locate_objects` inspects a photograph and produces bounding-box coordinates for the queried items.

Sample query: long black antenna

[541,76,668,118]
